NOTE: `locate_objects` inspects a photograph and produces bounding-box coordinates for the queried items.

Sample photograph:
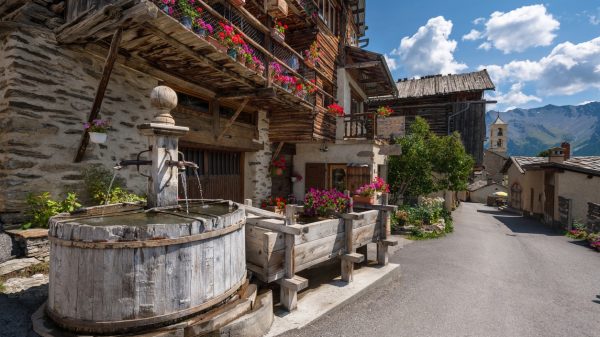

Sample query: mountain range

[486,102,600,156]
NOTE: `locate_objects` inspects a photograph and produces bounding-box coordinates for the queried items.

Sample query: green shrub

[83,165,145,205]
[23,192,81,229]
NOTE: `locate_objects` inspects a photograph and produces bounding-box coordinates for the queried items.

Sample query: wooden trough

[46,202,246,334]
[243,197,398,311]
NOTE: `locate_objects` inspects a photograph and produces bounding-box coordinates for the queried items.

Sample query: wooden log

[74,27,122,163]
[280,232,298,311]
[246,217,305,235]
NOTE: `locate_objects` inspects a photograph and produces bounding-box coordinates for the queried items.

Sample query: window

[497,139,503,147]
[318,0,337,34]
[497,128,503,136]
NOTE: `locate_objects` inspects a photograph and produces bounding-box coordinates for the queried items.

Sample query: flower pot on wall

[89,132,107,144]
[352,195,375,205]
[194,27,207,37]
[273,167,284,176]
[227,48,238,59]
[271,29,285,42]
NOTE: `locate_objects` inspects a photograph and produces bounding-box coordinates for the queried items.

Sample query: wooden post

[279,204,307,311]
[377,193,391,266]
[346,190,353,213]
[74,27,123,163]
[285,204,296,226]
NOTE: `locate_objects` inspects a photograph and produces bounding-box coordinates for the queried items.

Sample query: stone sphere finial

[150,86,177,125]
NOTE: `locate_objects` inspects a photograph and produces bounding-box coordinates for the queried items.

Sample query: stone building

[0,0,397,225]
[482,113,509,184]
[503,145,600,230]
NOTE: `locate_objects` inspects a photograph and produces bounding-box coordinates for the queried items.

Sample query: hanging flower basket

[273,167,284,176]
[89,132,107,144]
[84,119,110,144]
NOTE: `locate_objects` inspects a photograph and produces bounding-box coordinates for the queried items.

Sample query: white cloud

[473,17,485,25]
[478,42,491,51]
[462,29,482,41]
[391,16,467,76]
[384,54,398,71]
[465,5,560,53]
[590,15,600,25]
[479,37,600,97]
[497,83,542,106]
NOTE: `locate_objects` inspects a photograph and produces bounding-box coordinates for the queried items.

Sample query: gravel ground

[277,202,600,337]
[0,279,46,337]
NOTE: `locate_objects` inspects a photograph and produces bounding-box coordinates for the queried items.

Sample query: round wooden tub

[46,202,246,334]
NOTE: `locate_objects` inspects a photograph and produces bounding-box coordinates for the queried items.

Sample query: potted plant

[326,103,344,116]
[353,183,376,204]
[303,41,320,68]
[272,21,287,42]
[160,0,176,15]
[291,172,303,183]
[230,0,245,7]
[377,105,393,118]
[253,56,264,74]
[84,119,111,144]
[217,22,245,58]
[260,196,287,215]
[271,156,286,176]
[269,61,283,81]
[178,0,201,29]
[193,13,213,37]
[293,81,305,98]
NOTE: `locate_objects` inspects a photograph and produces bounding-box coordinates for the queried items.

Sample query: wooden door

[179,147,243,202]
[346,166,371,194]
[305,163,327,192]
[328,164,347,192]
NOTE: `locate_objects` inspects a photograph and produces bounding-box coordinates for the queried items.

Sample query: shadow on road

[481,209,563,236]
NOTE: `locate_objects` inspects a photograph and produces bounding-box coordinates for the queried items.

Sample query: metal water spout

[137,85,189,208]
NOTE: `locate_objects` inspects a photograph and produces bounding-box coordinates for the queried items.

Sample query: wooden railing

[343,113,377,139]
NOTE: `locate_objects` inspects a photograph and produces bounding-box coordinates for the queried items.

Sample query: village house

[503,144,600,232]
[0,0,397,225]
[367,70,496,166]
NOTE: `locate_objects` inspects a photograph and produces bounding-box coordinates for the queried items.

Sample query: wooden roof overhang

[57,0,317,115]
[344,46,397,99]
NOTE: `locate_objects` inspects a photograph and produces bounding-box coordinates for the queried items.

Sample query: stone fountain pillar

[138,86,189,208]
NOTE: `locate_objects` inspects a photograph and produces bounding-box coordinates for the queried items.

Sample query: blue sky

[365,1,600,111]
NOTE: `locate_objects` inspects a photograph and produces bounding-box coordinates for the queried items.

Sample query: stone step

[0,257,40,276]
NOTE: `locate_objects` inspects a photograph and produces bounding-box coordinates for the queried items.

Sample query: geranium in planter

[271,156,286,176]
[272,21,287,42]
[269,61,283,80]
[354,177,389,205]
[84,119,111,144]
[376,105,393,118]
[291,172,303,183]
[217,22,245,58]
[327,103,344,116]
[261,196,287,214]
[303,188,351,217]
[193,14,213,37]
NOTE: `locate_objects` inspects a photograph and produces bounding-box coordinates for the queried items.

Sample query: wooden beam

[345,60,381,69]
[74,27,122,163]
[216,98,250,141]
[272,142,284,161]
[217,87,276,99]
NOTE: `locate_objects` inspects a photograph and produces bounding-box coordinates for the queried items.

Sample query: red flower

[327,103,344,116]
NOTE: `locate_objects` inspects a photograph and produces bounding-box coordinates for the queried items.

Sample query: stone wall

[243,110,271,205]
[0,24,158,224]
[587,202,600,233]
[558,196,571,229]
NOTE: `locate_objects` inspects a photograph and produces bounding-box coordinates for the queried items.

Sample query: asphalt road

[278,202,600,337]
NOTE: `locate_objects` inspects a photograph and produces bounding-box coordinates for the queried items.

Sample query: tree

[388,117,474,201]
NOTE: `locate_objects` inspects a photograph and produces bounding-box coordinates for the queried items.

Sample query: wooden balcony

[58,0,335,119]
[343,112,377,140]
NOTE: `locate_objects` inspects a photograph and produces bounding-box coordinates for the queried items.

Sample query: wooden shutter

[346,166,370,193]
[305,163,327,192]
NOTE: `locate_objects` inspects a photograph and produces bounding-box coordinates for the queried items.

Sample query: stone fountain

[35,86,272,336]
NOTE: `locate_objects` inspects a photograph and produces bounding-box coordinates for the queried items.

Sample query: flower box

[89,132,107,144]
[267,0,288,18]
[352,195,375,205]
[208,37,227,53]
[264,205,284,215]
[271,29,285,42]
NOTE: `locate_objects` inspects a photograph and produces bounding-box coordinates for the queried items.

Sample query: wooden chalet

[0,0,397,222]
[368,70,496,165]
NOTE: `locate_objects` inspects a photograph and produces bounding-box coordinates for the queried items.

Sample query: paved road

[278,202,600,337]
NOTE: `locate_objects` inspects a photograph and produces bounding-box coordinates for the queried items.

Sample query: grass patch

[0,261,49,284]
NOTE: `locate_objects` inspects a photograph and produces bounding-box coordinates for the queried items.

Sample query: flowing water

[102,171,119,216]
[193,168,206,208]
[180,171,189,214]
